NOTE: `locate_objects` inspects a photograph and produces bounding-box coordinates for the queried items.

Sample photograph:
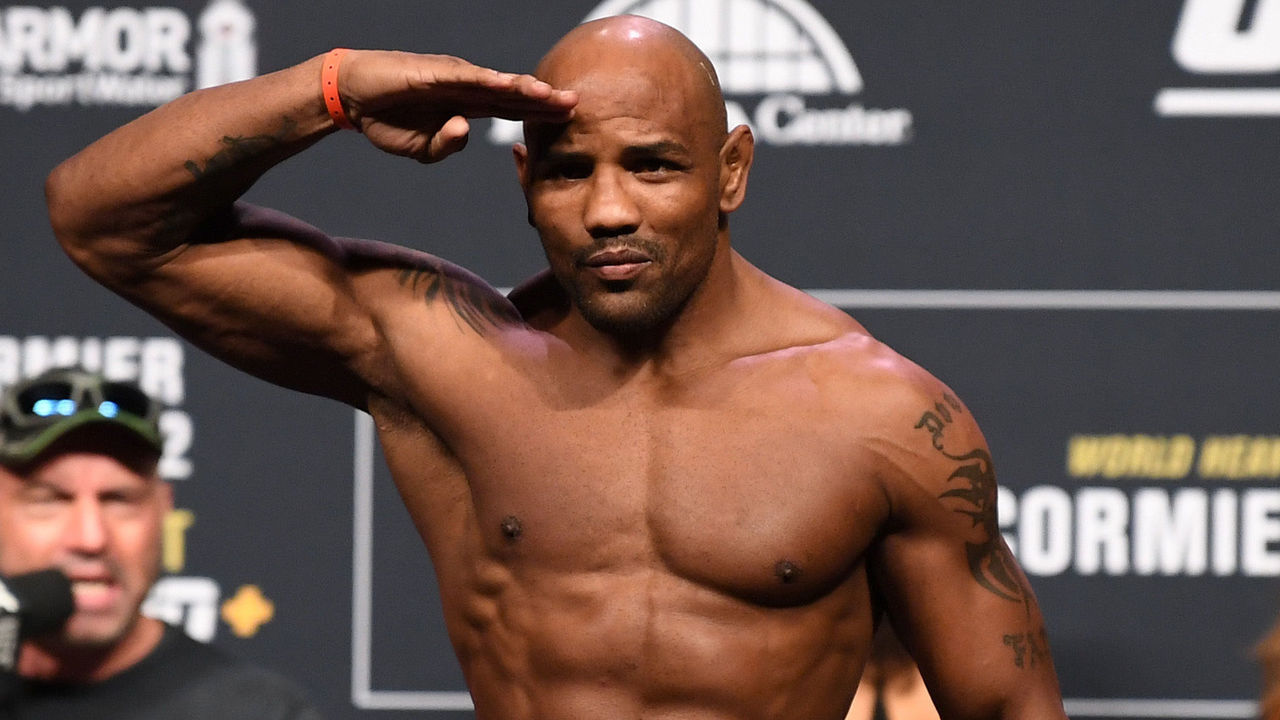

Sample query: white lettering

[756,94,913,146]
[1173,0,1280,73]
[1002,485,1278,578]
[46,7,100,72]
[100,10,146,73]
[0,7,46,73]
[0,6,192,75]
[139,337,184,404]
[143,576,219,641]
[1075,487,1129,575]
[1212,488,1238,575]
[724,100,754,135]
[146,8,189,73]
[75,71,187,106]
[998,485,1018,553]
[0,336,184,391]
[19,336,81,376]
[158,410,194,480]
[1016,486,1073,575]
[103,336,141,382]
[1133,488,1207,575]
[0,337,18,387]
[1242,489,1280,575]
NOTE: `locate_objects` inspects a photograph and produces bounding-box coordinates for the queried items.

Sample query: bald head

[530,15,728,145]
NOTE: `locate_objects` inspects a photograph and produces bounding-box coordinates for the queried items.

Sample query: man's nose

[66,498,108,554]
[583,168,641,238]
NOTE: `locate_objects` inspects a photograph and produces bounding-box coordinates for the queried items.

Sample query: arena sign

[1157,0,1280,116]
[490,0,913,146]
[0,0,255,111]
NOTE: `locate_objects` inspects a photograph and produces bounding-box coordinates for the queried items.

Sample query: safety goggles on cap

[0,368,163,466]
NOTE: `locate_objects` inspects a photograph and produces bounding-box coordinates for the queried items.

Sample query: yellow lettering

[1068,435,1105,477]
[1199,436,1247,479]
[162,509,195,573]
[1200,436,1280,479]
[1067,434,1194,479]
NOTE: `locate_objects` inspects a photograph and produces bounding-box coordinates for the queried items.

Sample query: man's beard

[574,284,685,337]
[563,237,709,338]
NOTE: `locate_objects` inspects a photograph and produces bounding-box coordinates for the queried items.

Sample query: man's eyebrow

[623,141,690,157]
[533,141,692,166]
[537,149,590,163]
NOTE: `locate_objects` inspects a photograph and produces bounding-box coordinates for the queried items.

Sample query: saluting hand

[332,50,577,163]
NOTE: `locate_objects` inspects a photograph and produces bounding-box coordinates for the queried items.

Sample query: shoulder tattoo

[913,394,1057,669]
[913,394,1031,611]
[397,266,521,336]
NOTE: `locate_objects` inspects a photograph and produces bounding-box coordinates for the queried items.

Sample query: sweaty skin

[45,15,1067,720]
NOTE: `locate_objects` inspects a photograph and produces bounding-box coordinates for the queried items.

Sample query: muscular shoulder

[799,330,990,500]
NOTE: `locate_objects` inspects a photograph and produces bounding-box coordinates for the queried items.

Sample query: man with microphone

[0,368,322,719]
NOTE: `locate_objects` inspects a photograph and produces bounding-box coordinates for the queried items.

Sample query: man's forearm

[45,54,336,278]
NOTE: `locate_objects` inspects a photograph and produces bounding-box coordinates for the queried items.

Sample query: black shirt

[1,624,323,719]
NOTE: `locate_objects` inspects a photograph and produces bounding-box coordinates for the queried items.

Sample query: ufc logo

[1173,0,1280,73]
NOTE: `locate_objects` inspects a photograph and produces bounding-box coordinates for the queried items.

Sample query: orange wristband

[322,48,357,131]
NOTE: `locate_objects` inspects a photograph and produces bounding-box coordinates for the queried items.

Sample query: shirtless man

[44,15,1067,720]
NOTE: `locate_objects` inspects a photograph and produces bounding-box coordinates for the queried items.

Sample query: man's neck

[17,616,166,684]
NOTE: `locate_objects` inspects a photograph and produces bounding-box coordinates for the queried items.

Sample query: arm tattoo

[183,117,297,180]
[914,394,1032,612]
[1003,626,1051,669]
[398,266,521,336]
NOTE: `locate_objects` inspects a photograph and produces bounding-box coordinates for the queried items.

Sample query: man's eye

[634,159,678,175]
[543,162,591,180]
[23,489,67,507]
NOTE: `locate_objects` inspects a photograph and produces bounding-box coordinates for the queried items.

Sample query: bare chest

[434,381,887,606]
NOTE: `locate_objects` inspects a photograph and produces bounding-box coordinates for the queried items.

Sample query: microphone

[0,570,74,672]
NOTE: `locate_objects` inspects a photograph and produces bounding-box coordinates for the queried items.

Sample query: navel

[774,560,800,584]
[500,515,523,541]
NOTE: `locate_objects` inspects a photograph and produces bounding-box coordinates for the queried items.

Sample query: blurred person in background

[0,368,323,719]
[1258,614,1280,720]
[847,624,940,720]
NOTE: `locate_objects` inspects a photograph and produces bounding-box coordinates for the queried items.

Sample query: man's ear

[158,478,174,514]
[513,143,537,227]
[513,142,530,191]
[718,125,755,215]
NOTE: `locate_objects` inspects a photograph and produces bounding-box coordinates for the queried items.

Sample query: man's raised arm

[43,50,576,405]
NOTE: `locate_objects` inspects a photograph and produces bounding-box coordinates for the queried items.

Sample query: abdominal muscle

[444,557,875,720]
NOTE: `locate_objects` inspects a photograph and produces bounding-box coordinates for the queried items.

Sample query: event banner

[2,1,1276,718]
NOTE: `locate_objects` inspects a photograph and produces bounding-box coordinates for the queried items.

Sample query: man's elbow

[45,160,93,265]
[44,160,157,287]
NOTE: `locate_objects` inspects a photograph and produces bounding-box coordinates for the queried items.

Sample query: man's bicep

[132,204,518,409]
[873,532,1061,719]
[136,209,383,406]
[870,388,1066,719]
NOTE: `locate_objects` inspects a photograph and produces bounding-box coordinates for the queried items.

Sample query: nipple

[774,560,800,583]
[500,515,523,541]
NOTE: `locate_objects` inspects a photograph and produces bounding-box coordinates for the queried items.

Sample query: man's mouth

[69,578,121,612]
[583,247,652,281]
